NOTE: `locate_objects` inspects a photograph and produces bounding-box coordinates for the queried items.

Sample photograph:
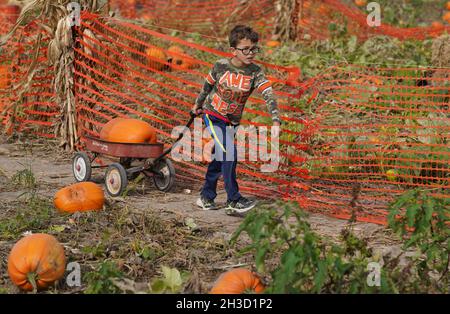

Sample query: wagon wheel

[73,152,92,182]
[145,158,175,192]
[105,163,128,197]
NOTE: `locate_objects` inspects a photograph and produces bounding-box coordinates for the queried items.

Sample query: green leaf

[161,266,182,292]
[314,260,328,293]
[406,204,420,228]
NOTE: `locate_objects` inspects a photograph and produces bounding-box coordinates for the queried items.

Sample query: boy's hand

[192,104,203,116]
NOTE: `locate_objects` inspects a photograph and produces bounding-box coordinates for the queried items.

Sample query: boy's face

[231,38,259,66]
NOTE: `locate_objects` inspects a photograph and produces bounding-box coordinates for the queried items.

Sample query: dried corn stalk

[273,0,301,41]
[0,0,105,150]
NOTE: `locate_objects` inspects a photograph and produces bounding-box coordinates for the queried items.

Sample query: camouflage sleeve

[254,68,280,124]
[195,62,218,108]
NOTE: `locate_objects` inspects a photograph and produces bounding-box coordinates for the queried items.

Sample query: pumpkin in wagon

[100,118,157,144]
[8,233,66,292]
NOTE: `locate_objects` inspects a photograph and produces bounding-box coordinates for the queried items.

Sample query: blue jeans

[201,114,241,202]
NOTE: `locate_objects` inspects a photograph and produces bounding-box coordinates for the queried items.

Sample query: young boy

[192,25,281,215]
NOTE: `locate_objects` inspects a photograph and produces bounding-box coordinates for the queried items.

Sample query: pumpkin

[210,268,265,294]
[447,2,450,10]
[54,182,105,213]
[431,21,444,30]
[444,12,450,23]
[145,47,166,71]
[354,0,367,7]
[167,45,198,70]
[265,40,281,48]
[0,5,21,24]
[0,65,10,89]
[8,233,66,292]
[100,118,157,144]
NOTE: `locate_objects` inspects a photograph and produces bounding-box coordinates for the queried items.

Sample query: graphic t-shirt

[195,58,280,125]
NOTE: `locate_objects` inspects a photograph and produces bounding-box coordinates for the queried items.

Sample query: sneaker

[225,197,256,216]
[196,196,218,210]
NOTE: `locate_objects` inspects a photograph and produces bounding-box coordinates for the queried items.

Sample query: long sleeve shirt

[195,58,280,125]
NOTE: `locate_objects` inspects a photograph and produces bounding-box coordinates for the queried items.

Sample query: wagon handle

[153,111,200,164]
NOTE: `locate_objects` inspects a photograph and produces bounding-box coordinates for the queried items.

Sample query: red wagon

[72,113,197,197]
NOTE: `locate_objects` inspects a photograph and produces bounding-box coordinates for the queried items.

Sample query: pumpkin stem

[27,272,38,293]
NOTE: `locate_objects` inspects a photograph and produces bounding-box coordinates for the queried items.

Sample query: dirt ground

[0,136,402,293]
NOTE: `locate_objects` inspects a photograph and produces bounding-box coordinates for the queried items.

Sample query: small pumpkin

[354,0,367,7]
[54,182,105,213]
[8,233,66,292]
[431,21,444,30]
[167,45,198,70]
[447,2,450,10]
[0,65,11,89]
[210,268,265,294]
[100,118,157,144]
[145,47,166,71]
[0,5,21,24]
[444,11,450,23]
[265,40,280,48]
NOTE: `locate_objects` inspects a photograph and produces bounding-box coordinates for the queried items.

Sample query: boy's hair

[229,25,259,47]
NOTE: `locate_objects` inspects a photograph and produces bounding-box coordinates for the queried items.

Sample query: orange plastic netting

[109,0,450,40]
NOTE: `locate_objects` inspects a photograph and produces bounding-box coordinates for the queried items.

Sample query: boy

[192,25,281,215]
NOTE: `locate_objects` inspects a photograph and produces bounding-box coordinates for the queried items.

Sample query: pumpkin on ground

[100,118,157,144]
[8,233,66,292]
[54,182,105,213]
[145,47,166,71]
[354,0,367,7]
[265,40,280,48]
[167,45,198,70]
[0,65,10,89]
[444,12,450,23]
[210,268,265,294]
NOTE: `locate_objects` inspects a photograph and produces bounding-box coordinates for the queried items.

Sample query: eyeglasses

[234,46,261,55]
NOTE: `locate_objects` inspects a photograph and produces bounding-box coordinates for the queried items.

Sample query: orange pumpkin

[54,182,105,213]
[265,40,281,48]
[444,12,450,23]
[0,65,11,89]
[0,5,21,24]
[431,21,444,30]
[210,268,265,294]
[167,45,198,70]
[8,233,66,292]
[447,2,450,10]
[100,118,157,144]
[145,47,166,71]
[354,0,367,7]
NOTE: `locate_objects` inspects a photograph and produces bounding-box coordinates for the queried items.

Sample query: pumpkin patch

[8,233,66,292]
[54,182,105,213]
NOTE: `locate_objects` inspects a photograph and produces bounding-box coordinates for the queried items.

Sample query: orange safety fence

[109,0,276,36]
[1,12,449,225]
[0,18,56,139]
[109,0,450,40]
[299,0,450,41]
